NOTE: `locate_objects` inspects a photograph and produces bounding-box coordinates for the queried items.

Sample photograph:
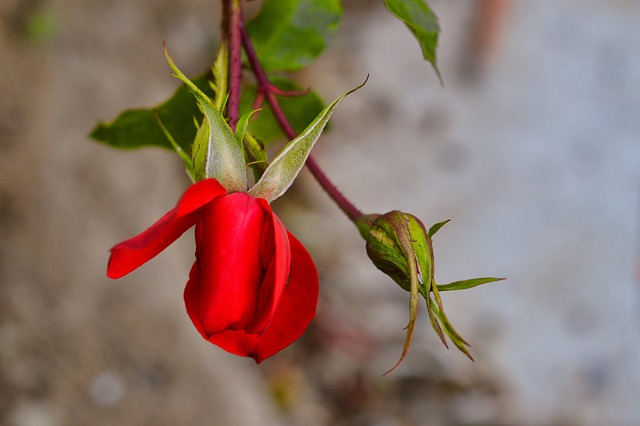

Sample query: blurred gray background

[1,0,639,425]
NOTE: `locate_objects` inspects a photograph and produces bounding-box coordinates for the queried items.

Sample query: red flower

[107,178,319,363]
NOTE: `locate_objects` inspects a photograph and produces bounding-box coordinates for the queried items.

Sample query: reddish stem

[239,22,363,223]
[226,0,243,131]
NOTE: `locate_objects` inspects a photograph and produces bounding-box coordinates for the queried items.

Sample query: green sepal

[235,111,266,182]
[249,79,366,202]
[153,111,195,181]
[235,110,258,148]
[356,213,381,240]
[243,132,268,183]
[428,219,450,237]
[164,44,247,191]
[211,42,228,112]
[191,119,210,182]
[437,277,505,292]
[428,297,473,360]
[374,212,433,375]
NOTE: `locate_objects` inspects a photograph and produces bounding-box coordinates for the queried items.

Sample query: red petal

[188,231,318,363]
[192,193,267,334]
[107,179,226,279]
[175,179,227,216]
[244,200,291,334]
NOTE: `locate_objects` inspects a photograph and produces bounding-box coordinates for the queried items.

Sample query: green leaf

[437,277,505,292]
[246,0,343,72]
[383,0,442,82]
[240,79,326,146]
[164,44,247,191]
[249,79,365,202]
[91,75,214,152]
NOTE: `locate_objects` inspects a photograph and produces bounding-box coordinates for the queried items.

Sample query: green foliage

[25,7,58,45]
[90,75,214,153]
[239,79,325,145]
[246,0,343,72]
[383,0,441,81]
[91,74,324,156]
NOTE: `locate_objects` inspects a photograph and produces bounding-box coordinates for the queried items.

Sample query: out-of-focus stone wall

[298,0,640,424]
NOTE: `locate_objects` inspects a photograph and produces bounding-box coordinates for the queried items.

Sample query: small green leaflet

[383,0,442,82]
[247,0,343,72]
[249,78,366,202]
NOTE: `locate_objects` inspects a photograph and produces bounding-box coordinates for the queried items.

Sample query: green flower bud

[359,210,504,372]
[361,211,432,373]
[365,211,431,293]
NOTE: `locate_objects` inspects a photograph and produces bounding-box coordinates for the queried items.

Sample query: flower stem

[225,0,243,131]
[239,21,364,223]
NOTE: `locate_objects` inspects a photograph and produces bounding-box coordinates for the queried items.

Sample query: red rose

[107,178,318,363]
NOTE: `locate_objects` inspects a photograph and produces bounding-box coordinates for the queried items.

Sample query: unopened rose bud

[359,210,432,373]
[364,211,431,293]
[357,210,503,370]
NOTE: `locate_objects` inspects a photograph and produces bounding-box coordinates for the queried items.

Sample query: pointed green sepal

[235,110,259,148]
[211,42,228,112]
[249,78,367,202]
[383,212,430,375]
[428,297,473,360]
[163,43,247,191]
[243,132,268,182]
[428,219,450,237]
[153,111,195,181]
[437,277,505,292]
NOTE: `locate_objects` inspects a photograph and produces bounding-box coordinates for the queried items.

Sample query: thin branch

[226,0,243,131]
[240,21,364,223]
